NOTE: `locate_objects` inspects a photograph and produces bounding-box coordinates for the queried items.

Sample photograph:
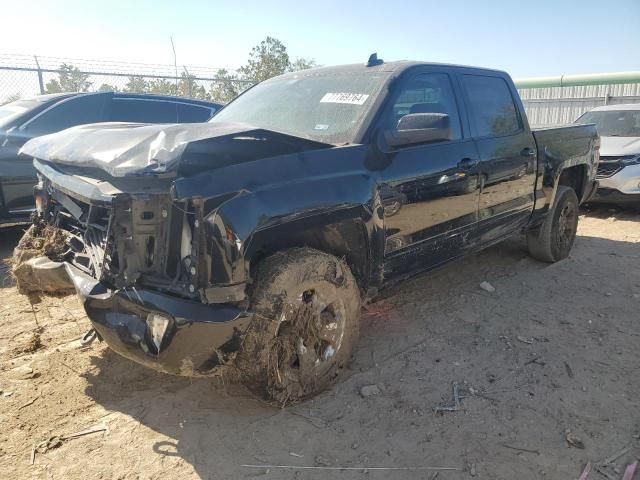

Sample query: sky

[1,0,639,78]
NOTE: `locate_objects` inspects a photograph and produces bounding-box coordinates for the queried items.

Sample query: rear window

[0,99,42,128]
[461,75,521,137]
[23,95,107,135]
[109,98,216,124]
[575,110,640,137]
[109,98,180,123]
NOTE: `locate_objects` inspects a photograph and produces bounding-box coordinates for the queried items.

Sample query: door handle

[457,158,477,170]
[521,147,536,158]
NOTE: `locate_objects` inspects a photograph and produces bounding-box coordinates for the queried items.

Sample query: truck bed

[530,123,599,214]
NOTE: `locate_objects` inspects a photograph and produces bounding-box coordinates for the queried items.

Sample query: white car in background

[575,104,640,206]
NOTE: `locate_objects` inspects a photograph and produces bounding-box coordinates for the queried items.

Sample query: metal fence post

[33,55,45,95]
[183,66,192,97]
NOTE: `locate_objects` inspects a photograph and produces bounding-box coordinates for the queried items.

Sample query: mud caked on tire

[236,248,361,405]
[527,186,579,263]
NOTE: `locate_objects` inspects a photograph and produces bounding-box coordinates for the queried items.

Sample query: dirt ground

[0,205,638,480]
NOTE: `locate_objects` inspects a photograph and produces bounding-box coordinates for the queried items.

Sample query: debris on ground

[359,385,380,398]
[12,327,44,356]
[516,335,533,345]
[601,444,632,466]
[524,356,546,366]
[564,361,575,378]
[622,461,638,480]
[565,432,585,449]
[362,300,394,320]
[434,382,461,413]
[11,222,72,296]
[241,463,460,472]
[578,462,591,480]
[18,395,39,410]
[500,443,540,455]
[31,425,107,464]
[479,281,495,293]
[7,364,36,380]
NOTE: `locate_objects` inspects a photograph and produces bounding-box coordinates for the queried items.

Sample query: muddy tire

[236,248,361,405]
[527,186,579,263]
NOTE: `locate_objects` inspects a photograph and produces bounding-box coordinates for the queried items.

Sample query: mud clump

[11,222,73,296]
[12,328,44,356]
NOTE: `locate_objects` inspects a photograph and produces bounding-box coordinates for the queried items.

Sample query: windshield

[576,110,640,137]
[210,72,390,145]
[0,98,41,128]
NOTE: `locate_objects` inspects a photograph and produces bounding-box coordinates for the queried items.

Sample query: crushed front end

[31,160,251,376]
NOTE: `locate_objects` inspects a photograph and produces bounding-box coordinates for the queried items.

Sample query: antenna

[170,36,178,94]
[366,53,383,67]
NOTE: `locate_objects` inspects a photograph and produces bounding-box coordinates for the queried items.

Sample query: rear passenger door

[459,74,537,243]
[379,68,481,279]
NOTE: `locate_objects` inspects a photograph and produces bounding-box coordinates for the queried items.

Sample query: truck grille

[55,200,113,280]
[596,157,623,178]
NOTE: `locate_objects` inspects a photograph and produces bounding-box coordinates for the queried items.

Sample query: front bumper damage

[31,259,251,376]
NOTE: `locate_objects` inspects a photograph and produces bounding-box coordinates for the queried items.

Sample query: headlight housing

[146,313,170,352]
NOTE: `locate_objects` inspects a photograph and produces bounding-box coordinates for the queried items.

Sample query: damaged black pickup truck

[18,59,599,403]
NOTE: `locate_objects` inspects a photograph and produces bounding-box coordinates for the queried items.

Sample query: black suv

[0,92,221,224]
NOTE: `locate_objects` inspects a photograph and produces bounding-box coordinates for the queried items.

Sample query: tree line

[43,37,316,103]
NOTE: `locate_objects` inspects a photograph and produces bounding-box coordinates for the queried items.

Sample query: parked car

[575,104,640,205]
[0,92,221,224]
[19,58,599,402]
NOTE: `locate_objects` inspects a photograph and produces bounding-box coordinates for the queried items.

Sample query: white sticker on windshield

[320,92,369,105]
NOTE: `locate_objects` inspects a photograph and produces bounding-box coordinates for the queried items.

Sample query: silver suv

[576,104,640,205]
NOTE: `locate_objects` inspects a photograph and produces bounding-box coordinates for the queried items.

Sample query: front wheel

[527,186,579,262]
[235,248,361,405]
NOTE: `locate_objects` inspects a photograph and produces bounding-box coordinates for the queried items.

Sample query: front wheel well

[247,219,371,291]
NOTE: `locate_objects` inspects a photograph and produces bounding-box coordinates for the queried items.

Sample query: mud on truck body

[19,58,599,403]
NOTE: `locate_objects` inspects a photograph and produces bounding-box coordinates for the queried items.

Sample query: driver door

[378,69,481,279]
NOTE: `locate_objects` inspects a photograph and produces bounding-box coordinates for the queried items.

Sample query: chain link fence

[0,53,254,104]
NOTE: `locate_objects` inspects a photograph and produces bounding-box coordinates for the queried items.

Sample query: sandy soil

[0,205,638,480]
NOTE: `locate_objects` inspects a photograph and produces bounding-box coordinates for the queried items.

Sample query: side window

[177,104,215,123]
[461,75,520,137]
[109,98,179,123]
[386,73,462,141]
[24,95,107,135]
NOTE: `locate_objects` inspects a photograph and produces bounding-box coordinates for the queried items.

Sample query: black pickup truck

[19,58,599,403]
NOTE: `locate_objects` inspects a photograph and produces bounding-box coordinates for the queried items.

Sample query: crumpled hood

[599,135,640,157]
[19,121,282,177]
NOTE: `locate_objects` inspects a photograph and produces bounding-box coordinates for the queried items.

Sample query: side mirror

[383,113,452,148]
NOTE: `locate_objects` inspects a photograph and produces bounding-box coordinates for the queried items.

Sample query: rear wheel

[235,248,361,405]
[527,186,579,262]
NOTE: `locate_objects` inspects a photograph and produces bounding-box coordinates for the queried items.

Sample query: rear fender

[531,128,598,224]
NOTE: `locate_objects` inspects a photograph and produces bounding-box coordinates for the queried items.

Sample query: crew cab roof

[274,60,509,80]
